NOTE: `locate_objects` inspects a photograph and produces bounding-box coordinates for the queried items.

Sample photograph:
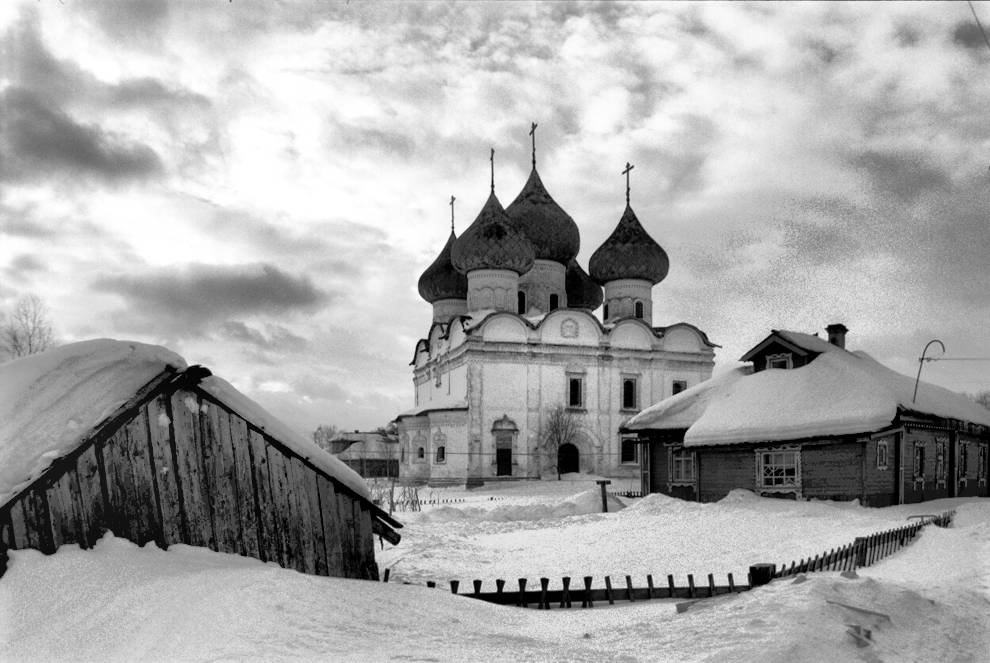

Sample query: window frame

[634,301,644,319]
[517,291,526,315]
[912,441,926,482]
[959,441,969,480]
[978,444,988,483]
[672,380,687,396]
[567,376,585,409]
[765,353,793,370]
[435,445,446,464]
[876,439,889,471]
[620,437,638,464]
[669,447,696,484]
[756,447,801,492]
[549,293,559,311]
[621,377,638,411]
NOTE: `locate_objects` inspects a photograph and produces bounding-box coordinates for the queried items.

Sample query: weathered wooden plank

[10,499,29,550]
[317,476,344,576]
[289,457,317,574]
[301,466,327,576]
[201,402,240,554]
[45,463,82,549]
[229,414,259,559]
[75,445,105,548]
[146,394,183,545]
[356,502,375,579]
[171,390,215,549]
[0,507,15,551]
[336,490,356,578]
[101,411,161,546]
[21,488,54,553]
[266,447,297,571]
[249,430,280,566]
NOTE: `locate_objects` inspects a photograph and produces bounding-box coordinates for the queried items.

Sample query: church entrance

[496,447,512,476]
[558,443,579,475]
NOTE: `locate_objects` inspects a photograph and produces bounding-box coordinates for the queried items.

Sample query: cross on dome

[623,162,634,205]
[530,122,538,169]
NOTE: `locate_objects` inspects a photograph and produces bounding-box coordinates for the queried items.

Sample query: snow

[198,376,370,499]
[626,343,990,446]
[0,340,370,509]
[2,480,987,662]
[0,340,186,508]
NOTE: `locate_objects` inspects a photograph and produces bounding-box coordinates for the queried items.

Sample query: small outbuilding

[332,431,400,478]
[624,326,990,505]
[0,340,401,579]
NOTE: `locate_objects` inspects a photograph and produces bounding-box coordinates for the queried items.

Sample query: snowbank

[626,341,990,446]
[417,489,625,524]
[0,340,185,508]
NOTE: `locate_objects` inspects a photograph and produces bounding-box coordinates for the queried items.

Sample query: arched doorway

[558,443,579,475]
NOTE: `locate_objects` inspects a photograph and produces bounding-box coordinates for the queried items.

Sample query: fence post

[728,573,736,593]
[473,579,482,596]
[382,568,390,583]
[625,575,635,602]
[604,576,614,604]
[596,480,611,513]
[539,577,550,610]
[496,578,505,601]
[646,574,655,599]
[667,574,676,598]
[749,564,775,587]
[853,537,867,568]
[687,574,696,598]
[518,578,528,608]
[450,580,459,594]
[582,576,594,608]
[561,576,571,608]
[427,581,436,588]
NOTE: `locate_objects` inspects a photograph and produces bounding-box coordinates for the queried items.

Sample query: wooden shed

[0,340,401,579]
[625,327,990,505]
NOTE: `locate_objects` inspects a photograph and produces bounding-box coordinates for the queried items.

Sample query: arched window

[603,303,609,319]
[435,446,446,463]
[635,301,644,319]
[417,447,425,459]
[517,291,526,314]
[549,293,559,311]
[622,378,637,410]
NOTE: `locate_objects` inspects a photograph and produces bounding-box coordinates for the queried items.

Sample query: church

[396,129,716,486]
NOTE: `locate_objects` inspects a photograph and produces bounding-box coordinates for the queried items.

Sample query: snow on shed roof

[626,344,990,446]
[0,339,186,508]
[0,339,370,509]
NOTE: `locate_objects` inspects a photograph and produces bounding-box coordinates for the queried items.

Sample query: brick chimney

[826,323,848,349]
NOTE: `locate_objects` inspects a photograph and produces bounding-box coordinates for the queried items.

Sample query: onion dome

[451,192,535,275]
[505,169,580,265]
[565,258,603,310]
[589,204,669,285]
[417,231,468,303]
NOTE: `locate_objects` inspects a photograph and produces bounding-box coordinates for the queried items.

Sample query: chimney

[826,323,848,349]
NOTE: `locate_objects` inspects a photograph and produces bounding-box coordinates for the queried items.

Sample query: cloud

[848,149,951,204]
[951,21,989,51]
[93,263,332,334]
[219,320,310,353]
[1,88,163,182]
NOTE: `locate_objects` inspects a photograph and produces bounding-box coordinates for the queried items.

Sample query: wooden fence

[386,510,955,610]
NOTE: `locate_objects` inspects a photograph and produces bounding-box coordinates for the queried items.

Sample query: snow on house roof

[335,436,397,461]
[0,339,186,508]
[626,345,990,446]
[0,339,370,509]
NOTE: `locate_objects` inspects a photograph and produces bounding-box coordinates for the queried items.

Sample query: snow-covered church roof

[625,337,990,446]
[0,339,370,508]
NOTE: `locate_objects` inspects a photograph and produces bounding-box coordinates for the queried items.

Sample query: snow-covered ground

[2,478,988,662]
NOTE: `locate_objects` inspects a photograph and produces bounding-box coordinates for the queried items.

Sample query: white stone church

[396,139,716,486]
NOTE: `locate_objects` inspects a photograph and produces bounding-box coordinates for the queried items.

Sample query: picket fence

[383,510,955,610]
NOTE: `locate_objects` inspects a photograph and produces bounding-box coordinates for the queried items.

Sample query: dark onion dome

[505,168,580,265]
[417,231,468,303]
[589,204,669,285]
[565,258,603,310]
[451,191,535,275]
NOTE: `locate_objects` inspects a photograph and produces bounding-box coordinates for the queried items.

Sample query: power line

[968,1,990,53]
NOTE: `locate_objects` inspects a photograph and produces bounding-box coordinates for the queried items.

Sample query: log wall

[0,383,380,580]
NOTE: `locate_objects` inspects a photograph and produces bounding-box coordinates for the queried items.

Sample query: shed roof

[626,342,990,446]
[0,339,372,508]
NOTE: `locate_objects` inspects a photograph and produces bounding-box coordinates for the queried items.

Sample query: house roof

[0,339,373,509]
[625,342,990,446]
[335,435,398,461]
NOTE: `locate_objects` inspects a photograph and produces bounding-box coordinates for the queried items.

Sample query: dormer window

[765,353,793,370]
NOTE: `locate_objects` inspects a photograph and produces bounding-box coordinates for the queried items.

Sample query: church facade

[396,140,716,486]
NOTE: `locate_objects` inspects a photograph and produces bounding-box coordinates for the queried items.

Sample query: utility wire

[968,1,990,53]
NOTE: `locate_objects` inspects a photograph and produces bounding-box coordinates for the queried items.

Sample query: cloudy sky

[1,1,988,436]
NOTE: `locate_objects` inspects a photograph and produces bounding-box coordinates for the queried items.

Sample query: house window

[757,448,800,489]
[417,446,425,460]
[517,291,526,314]
[876,439,889,470]
[672,380,687,395]
[959,442,969,479]
[568,377,584,408]
[400,446,406,463]
[621,378,638,410]
[913,442,925,481]
[435,446,446,464]
[765,353,792,370]
[935,441,946,484]
[670,448,695,483]
[620,438,638,463]
[978,444,988,482]
[549,294,559,311]
[634,301,644,319]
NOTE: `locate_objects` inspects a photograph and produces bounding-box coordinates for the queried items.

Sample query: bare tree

[312,424,340,452]
[540,404,582,480]
[973,390,990,411]
[2,294,55,359]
